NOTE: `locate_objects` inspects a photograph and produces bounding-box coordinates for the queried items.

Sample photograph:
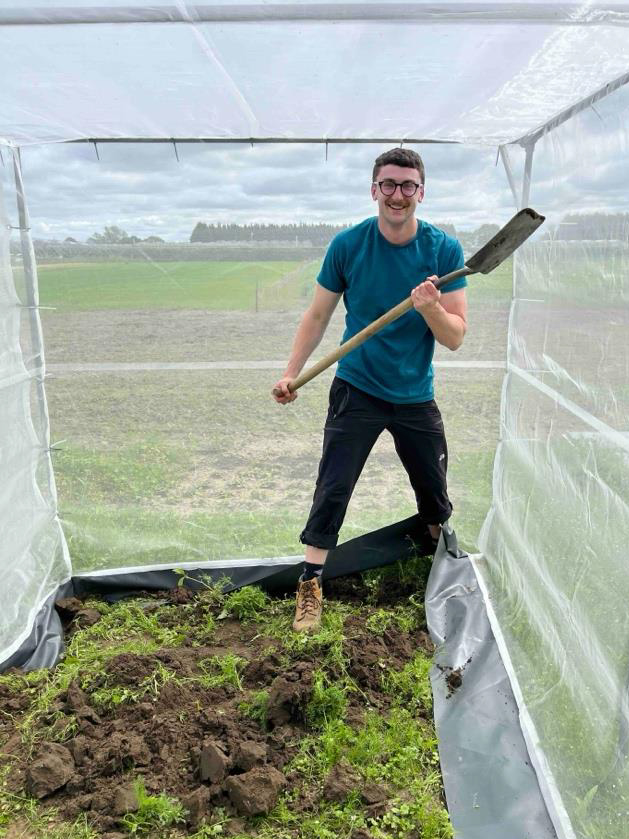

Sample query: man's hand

[411,276,441,313]
[272,376,298,404]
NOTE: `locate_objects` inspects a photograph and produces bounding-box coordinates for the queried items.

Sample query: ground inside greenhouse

[0,563,458,839]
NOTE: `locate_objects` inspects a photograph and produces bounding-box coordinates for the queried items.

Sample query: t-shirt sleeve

[316,236,346,293]
[439,238,468,294]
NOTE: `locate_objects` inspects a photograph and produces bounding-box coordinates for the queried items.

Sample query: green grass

[34,256,510,313]
[36,261,314,311]
[121,779,185,835]
[45,361,499,572]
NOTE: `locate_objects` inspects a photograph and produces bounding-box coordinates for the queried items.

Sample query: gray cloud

[8,126,628,243]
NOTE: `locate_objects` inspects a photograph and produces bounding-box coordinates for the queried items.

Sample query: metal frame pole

[12,147,69,566]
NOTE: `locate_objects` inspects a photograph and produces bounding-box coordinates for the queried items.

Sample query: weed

[372,789,454,839]
[195,654,247,691]
[239,689,270,729]
[174,569,231,608]
[188,807,232,837]
[220,585,269,622]
[305,670,347,729]
[91,660,179,710]
[366,600,424,635]
[383,652,433,712]
[365,608,393,634]
[120,778,185,835]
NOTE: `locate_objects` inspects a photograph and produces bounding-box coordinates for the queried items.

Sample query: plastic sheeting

[478,83,629,839]
[1,4,629,837]
[0,147,71,666]
[1,2,629,146]
[425,527,557,839]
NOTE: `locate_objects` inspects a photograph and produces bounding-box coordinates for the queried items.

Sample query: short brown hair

[372,148,425,185]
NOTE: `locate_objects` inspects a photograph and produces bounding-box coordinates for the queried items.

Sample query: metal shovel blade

[466,207,545,274]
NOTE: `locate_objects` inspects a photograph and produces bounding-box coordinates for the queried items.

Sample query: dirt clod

[26,743,75,798]
[112,783,139,816]
[75,608,102,628]
[446,669,463,692]
[225,766,286,815]
[234,739,268,771]
[224,818,248,836]
[323,760,361,802]
[181,786,212,827]
[54,597,84,619]
[266,664,313,725]
[199,740,230,783]
[361,781,389,805]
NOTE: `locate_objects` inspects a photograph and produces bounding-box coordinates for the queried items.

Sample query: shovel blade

[466,207,545,274]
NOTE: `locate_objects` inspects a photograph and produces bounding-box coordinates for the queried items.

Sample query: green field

[35,260,319,311]
[35,258,511,572]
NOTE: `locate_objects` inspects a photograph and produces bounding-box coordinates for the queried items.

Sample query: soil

[437,657,473,698]
[1,574,437,836]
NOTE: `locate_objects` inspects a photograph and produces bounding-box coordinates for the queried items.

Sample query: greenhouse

[1,2,629,838]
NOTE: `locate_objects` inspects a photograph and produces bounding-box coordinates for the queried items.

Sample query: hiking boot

[416,523,440,557]
[292,575,323,632]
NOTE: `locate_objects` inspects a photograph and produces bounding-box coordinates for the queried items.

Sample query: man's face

[371,163,424,227]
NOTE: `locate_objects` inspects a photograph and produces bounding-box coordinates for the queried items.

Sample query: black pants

[299,377,452,550]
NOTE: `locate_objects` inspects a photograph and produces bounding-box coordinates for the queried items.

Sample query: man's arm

[272,284,342,403]
[411,279,467,351]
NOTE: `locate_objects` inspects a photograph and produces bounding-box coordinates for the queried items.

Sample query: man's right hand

[272,377,298,404]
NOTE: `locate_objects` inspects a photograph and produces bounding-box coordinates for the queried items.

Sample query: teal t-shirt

[317,217,467,403]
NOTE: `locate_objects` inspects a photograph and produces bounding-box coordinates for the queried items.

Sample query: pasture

[36,257,511,572]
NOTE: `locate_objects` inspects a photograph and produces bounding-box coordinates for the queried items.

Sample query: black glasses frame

[374,179,422,197]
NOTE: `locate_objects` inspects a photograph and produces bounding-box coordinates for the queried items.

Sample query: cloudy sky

[9,141,513,242]
[4,102,629,243]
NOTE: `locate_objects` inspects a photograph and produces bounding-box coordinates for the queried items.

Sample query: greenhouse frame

[1,3,629,838]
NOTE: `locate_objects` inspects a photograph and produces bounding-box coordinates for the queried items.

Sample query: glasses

[375,179,422,197]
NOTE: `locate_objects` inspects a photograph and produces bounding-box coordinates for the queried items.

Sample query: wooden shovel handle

[273,266,470,397]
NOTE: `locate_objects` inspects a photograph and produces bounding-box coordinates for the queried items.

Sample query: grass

[121,779,185,835]
[46,362,500,571]
[35,261,316,312]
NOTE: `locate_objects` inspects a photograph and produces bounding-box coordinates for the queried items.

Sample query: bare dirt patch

[1,571,440,837]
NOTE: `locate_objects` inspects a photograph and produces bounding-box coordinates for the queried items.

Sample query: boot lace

[299,581,320,616]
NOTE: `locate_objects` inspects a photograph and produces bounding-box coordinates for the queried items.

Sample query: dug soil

[1,572,439,838]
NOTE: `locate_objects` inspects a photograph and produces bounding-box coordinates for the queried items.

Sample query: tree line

[80,226,165,245]
[75,213,629,248]
[190,222,350,244]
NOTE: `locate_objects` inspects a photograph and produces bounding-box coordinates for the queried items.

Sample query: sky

[3,107,629,243]
[9,141,514,242]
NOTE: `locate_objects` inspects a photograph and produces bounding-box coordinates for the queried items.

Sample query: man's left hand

[411,276,441,313]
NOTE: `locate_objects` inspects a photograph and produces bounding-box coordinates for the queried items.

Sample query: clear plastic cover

[1,2,629,146]
[478,83,629,839]
[23,142,507,574]
[1,5,629,837]
[0,147,70,664]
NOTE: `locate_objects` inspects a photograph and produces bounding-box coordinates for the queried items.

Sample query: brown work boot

[292,575,323,632]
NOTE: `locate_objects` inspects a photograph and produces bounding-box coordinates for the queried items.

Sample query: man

[272,148,468,632]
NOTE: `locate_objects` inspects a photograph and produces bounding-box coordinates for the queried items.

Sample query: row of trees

[75,214,629,249]
[190,222,350,244]
[79,226,165,245]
